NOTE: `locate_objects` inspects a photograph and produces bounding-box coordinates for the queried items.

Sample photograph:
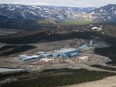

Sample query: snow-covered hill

[90,4,116,23]
[0,4,116,28]
[0,4,95,20]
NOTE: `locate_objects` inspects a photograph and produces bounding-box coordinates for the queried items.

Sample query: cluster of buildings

[19,40,95,62]
[19,48,79,62]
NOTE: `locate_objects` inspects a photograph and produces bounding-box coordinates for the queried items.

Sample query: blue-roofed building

[79,44,90,49]
[79,40,95,53]
[19,48,80,62]
[19,55,42,62]
[37,51,53,58]
[79,40,95,49]
[54,48,79,58]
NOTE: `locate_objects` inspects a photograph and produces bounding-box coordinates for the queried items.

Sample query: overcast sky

[0,0,116,7]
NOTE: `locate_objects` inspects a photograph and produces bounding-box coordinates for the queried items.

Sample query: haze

[0,0,116,7]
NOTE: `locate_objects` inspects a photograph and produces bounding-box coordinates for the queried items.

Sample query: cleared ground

[62,75,116,87]
[0,68,23,73]
[0,24,116,87]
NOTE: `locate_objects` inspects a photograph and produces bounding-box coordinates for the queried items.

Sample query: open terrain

[0,24,116,87]
[0,68,116,87]
[0,3,116,87]
[62,75,116,87]
[0,24,116,68]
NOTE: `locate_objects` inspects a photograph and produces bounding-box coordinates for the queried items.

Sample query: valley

[0,3,116,87]
[0,24,116,87]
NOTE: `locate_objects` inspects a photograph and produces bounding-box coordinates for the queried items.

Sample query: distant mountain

[0,4,116,29]
[90,4,116,23]
[0,4,95,20]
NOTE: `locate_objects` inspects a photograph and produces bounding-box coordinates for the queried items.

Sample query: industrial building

[19,48,80,62]
[79,40,94,49]
[37,51,53,58]
[19,54,42,62]
[40,58,54,62]
[54,48,79,58]
[19,40,96,62]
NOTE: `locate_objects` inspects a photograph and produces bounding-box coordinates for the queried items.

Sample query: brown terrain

[0,24,116,86]
[62,75,116,87]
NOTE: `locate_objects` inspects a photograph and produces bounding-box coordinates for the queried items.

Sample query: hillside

[0,4,116,29]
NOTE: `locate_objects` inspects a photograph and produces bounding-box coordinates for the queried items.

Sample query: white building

[79,56,89,60]
[91,26,102,31]
[40,58,54,62]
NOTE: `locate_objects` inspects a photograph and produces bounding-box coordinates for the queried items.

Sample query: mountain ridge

[0,4,116,29]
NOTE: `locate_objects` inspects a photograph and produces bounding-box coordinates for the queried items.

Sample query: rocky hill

[90,4,116,23]
[0,4,116,29]
[0,4,95,20]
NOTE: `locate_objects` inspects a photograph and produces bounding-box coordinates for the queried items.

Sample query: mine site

[0,2,116,87]
[0,25,115,69]
[0,24,116,87]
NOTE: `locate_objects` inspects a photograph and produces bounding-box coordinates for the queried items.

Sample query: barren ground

[62,75,116,87]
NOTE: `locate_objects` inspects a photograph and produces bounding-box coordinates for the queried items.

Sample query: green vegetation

[37,19,57,24]
[0,31,98,44]
[60,20,97,25]
[0,71,29,80]
[95,29,116,65]
[0,18,57,29]
[95,47,116,65]
[0,18,42,30]
[0,18,95,29]
[0,45,36,56]
[1,68,115,87]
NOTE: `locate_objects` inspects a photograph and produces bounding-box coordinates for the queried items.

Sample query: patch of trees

[94,46,116,65]
[99,33,116,46]
[0,71,29,81]
[0,31,98,44]
[1,68,115,87]
[0,45,36,56]
[0,18,42,30]
[95,31,116,65]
